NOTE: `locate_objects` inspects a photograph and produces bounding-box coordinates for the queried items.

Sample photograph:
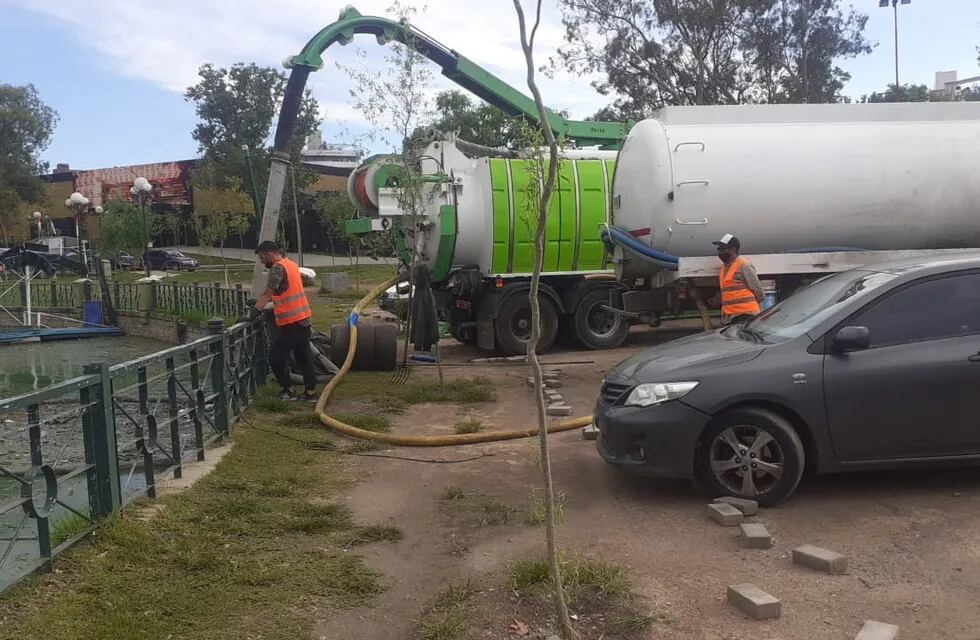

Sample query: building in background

[13,132,362,253]
[932,70,980,100]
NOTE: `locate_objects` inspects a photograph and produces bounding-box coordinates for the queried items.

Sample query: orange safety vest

[719,257,761,318]
[271,258,312,327]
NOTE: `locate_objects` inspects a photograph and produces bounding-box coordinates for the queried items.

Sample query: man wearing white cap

[710,234,764,324]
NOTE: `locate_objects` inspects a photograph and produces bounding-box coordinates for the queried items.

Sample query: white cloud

[11,0,611,144]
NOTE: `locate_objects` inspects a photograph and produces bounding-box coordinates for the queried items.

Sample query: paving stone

[855,620,900,640]
[726,583,781,620]
[544,379,562,389]
[546,404,572,416]
[792,544,848,575]
[582,424,599,441]
[706,502,743,526]
[525,377,536,388]
[739,522,773,549]
[714,496,759,516]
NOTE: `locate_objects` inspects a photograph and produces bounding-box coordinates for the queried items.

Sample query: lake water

[0,335,170,397]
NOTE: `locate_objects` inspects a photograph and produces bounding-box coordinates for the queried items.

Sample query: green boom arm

[278,6,629,151]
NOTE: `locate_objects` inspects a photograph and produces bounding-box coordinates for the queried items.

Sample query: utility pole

[881,0,911,96]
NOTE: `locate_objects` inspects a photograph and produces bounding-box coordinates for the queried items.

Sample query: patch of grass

[277,412,322,429]
[334,373,495,414]
[341,523,404,546]
[477,499,515,527]
[343,439,386,453]
[0,419,381,639]
[506,555,631,599]
[506,557,553,593]
[334,412,391,433]
[524,489,567,526]
[415,580,478,640]
[440,485,469,502]
[50,512,92,547]
[609,609,675,633]
[251,383,305,414]
[453,418,482,435]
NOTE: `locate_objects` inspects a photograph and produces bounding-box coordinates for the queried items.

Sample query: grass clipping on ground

[0,411,382,640]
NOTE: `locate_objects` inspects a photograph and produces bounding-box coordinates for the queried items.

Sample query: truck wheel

[495,294,558,355]
[695,408,805,507]
[573,289,629,350]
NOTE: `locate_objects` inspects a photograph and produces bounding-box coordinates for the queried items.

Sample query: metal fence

[0,280,250,320]
[0,317,268,593]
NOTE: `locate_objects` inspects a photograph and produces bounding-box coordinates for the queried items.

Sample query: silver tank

[612,103,980,259]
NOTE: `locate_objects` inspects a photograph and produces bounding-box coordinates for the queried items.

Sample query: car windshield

[166,251,185,258]
[740,270,897,343]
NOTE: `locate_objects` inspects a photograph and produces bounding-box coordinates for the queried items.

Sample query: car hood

[609,329,765,383]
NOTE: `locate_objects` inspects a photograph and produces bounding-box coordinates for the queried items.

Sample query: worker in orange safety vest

[254,241,318,401]
[710,234,764,325]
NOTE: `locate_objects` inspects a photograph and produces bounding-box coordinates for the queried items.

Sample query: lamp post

[880,0,911,95]
[66,191,90,272]
[131,177,153,276]
[31,211,42,239]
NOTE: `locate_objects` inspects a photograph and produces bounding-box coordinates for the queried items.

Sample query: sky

[1,0,978,171]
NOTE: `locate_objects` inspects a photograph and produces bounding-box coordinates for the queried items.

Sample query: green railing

[0,280,250,320]
[0,317,268,593]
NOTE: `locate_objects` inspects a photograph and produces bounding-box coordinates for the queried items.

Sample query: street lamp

[66,191,91,271]
[31,211,42,238]
[880,0,911,94]
[131,177,153,275]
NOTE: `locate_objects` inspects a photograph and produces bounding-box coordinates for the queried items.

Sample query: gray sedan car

[595,254,980,505]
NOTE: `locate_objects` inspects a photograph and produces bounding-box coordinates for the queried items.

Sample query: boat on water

[0,246,122,346]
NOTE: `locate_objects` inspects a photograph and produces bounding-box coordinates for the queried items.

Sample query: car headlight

[624,382,699,407]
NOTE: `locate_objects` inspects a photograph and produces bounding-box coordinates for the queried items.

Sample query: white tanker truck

[258,9,980,355]
[347,102,980,354]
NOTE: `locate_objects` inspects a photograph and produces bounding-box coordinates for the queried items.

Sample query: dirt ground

[315,322,980,640]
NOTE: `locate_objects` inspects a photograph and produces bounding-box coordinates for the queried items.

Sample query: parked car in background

[595,254,980,505]
[142,249,198,271]
[110,252,136,270]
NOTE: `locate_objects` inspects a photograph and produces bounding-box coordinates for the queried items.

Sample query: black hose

[273,66,312,152]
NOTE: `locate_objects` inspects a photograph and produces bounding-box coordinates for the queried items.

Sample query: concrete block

[582,424,599,441]
[739,523,773,549]
[525,377,536,388]
[792,544,847,575]
[855,620,900,640]
[706,502,743,526]
[319,272,349,293]
[727,583,781,620]
[544,379,562,389]
[547,404,572,416]
[714,496,758,516]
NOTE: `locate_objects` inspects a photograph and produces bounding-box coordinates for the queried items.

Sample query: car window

[744,270,896,343]
[849,271,980,347]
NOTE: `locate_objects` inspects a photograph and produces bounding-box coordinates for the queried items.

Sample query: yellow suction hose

[314,274,592,446]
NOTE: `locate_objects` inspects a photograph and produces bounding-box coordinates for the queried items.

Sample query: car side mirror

[832,326,870,353]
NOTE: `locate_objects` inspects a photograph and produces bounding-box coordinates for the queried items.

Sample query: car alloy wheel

[709,426,784,497]
[696,407,805,506]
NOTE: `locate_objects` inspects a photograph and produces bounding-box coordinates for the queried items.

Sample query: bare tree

[512,1,576,638]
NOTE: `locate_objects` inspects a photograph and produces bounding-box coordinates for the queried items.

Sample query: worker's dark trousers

[269,322,318,391]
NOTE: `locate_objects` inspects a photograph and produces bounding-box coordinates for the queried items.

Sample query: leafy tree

[184,62,321,215]
[100,200,162,258]
[0,84,58,244]
[861,83,930,103]
[418,90,520,148]
[339,2,434,149]
[555,0,871,115]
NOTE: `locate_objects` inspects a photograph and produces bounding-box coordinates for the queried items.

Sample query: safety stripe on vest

[275,305,312,321]
[274,291,307,306]
[722,294,758,305]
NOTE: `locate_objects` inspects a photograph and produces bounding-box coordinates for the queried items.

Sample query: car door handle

[969,352,980,363]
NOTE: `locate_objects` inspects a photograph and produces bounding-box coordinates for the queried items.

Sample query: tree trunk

[513,1,576,638]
